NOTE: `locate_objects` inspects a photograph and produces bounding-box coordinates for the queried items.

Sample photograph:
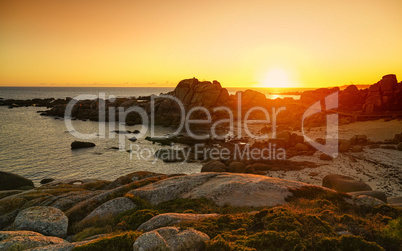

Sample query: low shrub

[115,209,159,231]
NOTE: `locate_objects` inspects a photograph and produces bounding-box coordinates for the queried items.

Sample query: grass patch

[73,231,141,251]
[63,187,400,251]
[115,209,159,231]
[73,226,113,242]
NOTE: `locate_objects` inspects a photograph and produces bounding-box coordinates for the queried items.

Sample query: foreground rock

[348,191,387,203]
[80,197,136,224]
[128,173,310,207]
[0,231,67,251]
[70,141,95,150]
[0,171,34,190]
[138,213,218,232]
[353,195,385,207]
[322,174,372,193]
[106,171,165,189]
[14,206,68,238]
[133,227,209,251]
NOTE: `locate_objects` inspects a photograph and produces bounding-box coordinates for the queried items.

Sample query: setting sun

[261,68,295,88]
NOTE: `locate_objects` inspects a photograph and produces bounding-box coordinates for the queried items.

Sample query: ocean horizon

[0,86,309,101]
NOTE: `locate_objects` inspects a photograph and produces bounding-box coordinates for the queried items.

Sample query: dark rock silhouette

[2,74,401,129]
[300,87,339,106]
[40,178,55,184]
[0,171,34,190]
[70,141,95,150]
[363,74,402,113]
[322,174,372,193]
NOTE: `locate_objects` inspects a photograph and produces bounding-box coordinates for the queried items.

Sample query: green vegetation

[73,226,113,242]
[70,186,401,251]
[115,209,159,231]
[73,231,141,251]
[66,175,167,230]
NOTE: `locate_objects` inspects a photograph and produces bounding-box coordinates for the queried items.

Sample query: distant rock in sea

[70,141,96,150]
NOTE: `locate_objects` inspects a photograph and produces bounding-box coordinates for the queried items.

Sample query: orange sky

[1,0,401,88]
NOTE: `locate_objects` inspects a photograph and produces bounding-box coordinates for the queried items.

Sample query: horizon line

[0,84,372,89]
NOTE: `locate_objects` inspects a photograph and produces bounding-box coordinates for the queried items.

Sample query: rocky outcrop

[0,231,68,251]
[350,135,368,145]
[172,78,230,109]
[300,87,339,106]
[106,171,164,189]
[339,85,366,111]
[200,161,227,173]
[353,195,385,207]
[322,174,372,193]
[70,141,95,150]
[299,74,402,114]
[80,197,136,224]
[14,206,68,238]
[65,175,168,226]
[40,178,54,185]
[154,78,230,126]
[138,213,218,232]
[0,171,34,191]
[363,74,402,113]
[133,227,209,251]
[27,241,91,251]
[227,161,247,173]
[348,191,387,203]
[128,173,311,207]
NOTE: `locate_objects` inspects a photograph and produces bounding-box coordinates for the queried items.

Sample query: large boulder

[0,231,68,251]
[201,161,226,172]
[339,85,365,111]
[128,173,310,207]
[172,78,230,109]
[133,227,209,251]
[138,213,218,232]
[237,89,268,113]
[295,143,309,151]
[388,196,402,208]
[154,78,230,125]
[246,163,271,171]
[70,141,95,150]
[0,171,34,190]
[393,133,402,144]
[80,197,136,224]
[301,87,339,106]
[350,135,368,145]
[228,161,247,173]
[14,206,68,238]
[339,140,351,153]
[363,74,402,113]
[106,171,165,189]
[353,195,385,207]
[348,191,387,203]
[322,174,372,193]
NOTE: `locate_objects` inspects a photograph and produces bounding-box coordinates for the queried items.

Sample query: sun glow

[261,68,295,88]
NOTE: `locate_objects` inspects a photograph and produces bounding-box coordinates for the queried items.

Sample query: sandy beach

[276,119,402,196]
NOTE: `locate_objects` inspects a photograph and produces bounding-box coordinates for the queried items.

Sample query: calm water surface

[0,87,303,185]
